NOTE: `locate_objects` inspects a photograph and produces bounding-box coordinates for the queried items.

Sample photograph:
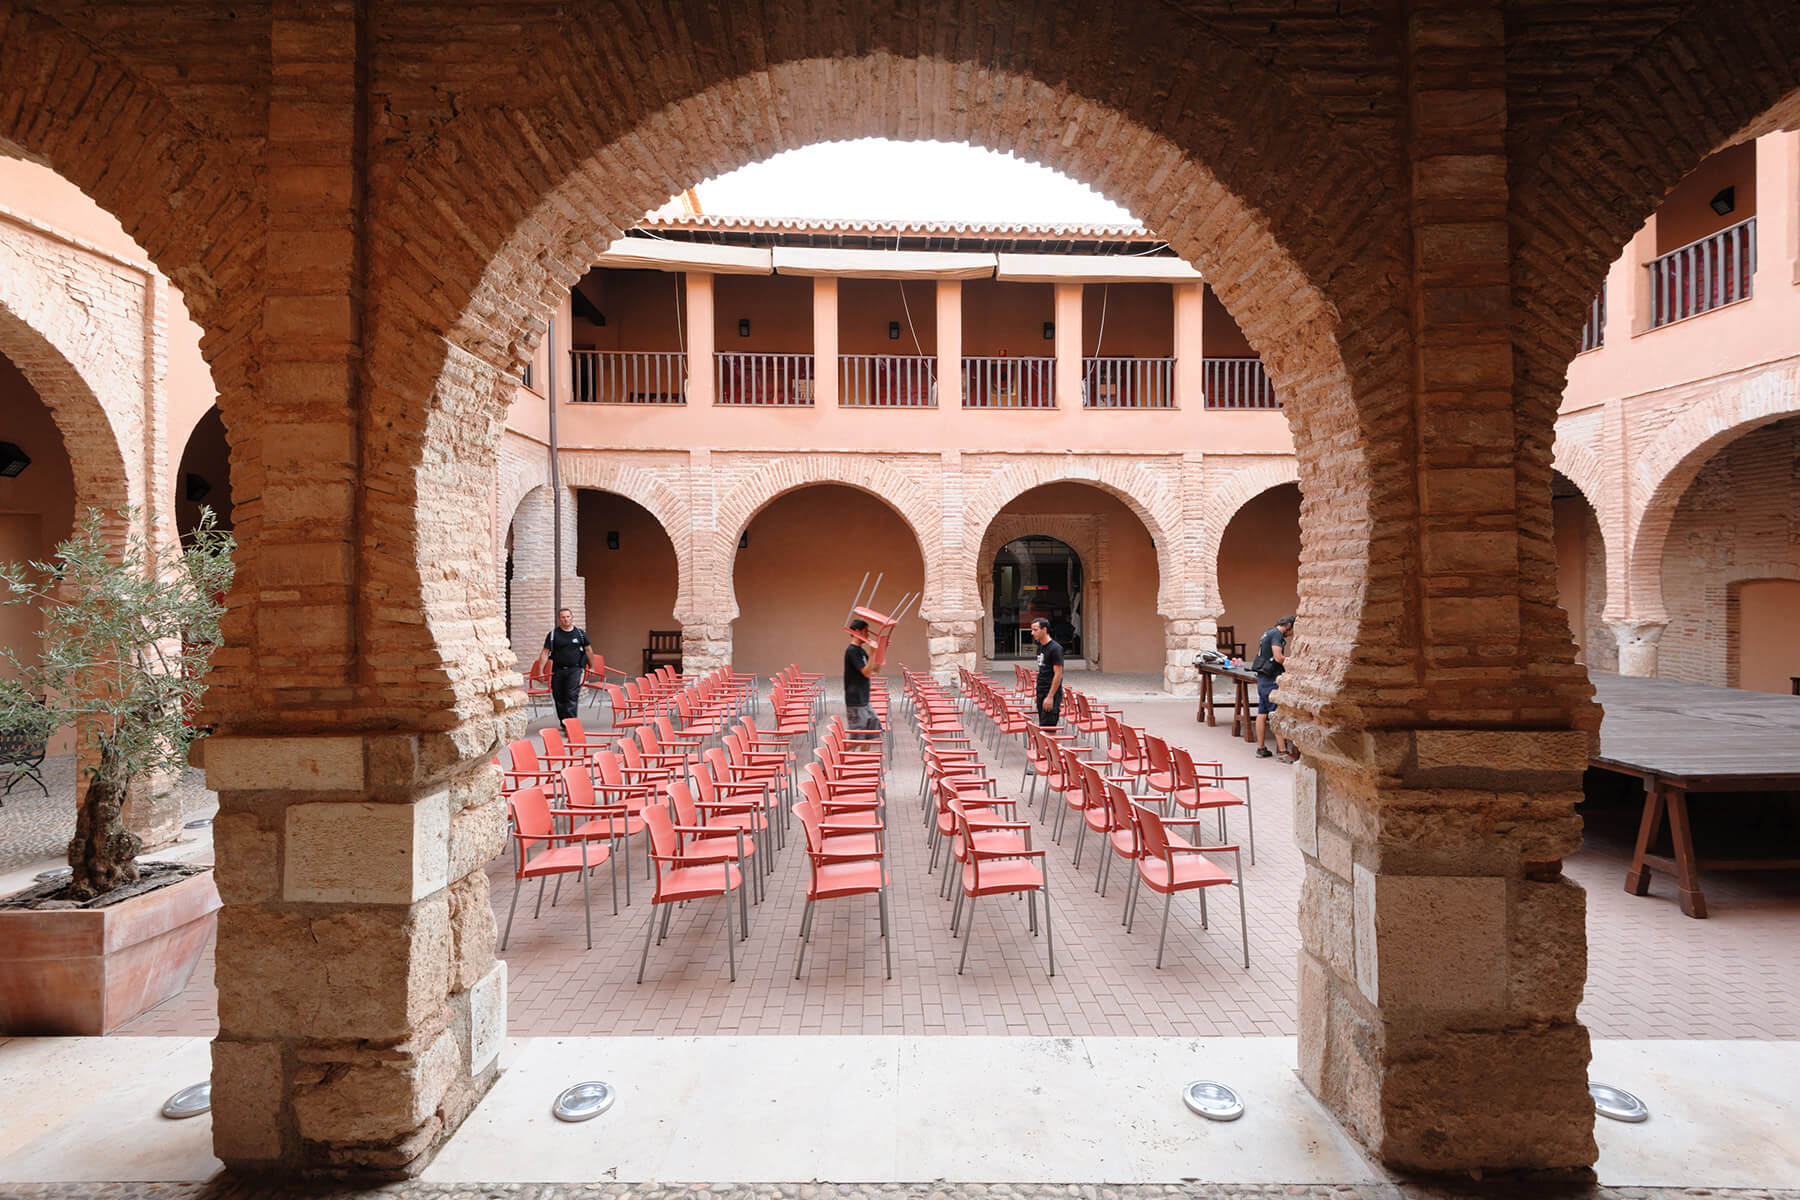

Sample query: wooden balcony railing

[568,350,687,404]
[1203,357,1279,410]
[962,356,1055,408]
[716,352,815,406]
[840,354,937,408]
[1082,356,1174,409]
[1649,216,1755,328]
[1579,286,1606,353]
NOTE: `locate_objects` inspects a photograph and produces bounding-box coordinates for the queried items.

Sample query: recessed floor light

[1590,1082,1648,1122]
[35,867,71,882]
[553,1081,616,1122]
[1182,1079,1244,1121]
[184,817,213,829]
[161,1082,212,1119]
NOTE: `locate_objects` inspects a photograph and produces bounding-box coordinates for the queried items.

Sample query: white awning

[995,253,1203,284]
[595,238,772,275]
[772,247,997,279]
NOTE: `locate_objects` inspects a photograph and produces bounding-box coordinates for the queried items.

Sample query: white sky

[648,139,1140,227]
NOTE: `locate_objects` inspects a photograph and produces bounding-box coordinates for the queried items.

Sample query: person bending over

[1253,615,1297,763]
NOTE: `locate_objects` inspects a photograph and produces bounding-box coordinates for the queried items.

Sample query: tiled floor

[114,679,1800,1040]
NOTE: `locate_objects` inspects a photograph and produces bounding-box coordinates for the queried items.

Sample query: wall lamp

[739,532,749,549]
[888,321,901,340]
[738,318,751,337]
[606,531,620,550]
[1042,321,1055,340]
[0,442,30,478]
[1710,186,1736,216]
[184,473,211,502]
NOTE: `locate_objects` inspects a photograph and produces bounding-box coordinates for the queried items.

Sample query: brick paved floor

[112,680,1800,1040]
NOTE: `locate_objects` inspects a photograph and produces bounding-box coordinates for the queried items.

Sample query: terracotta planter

[0,870,219,1035]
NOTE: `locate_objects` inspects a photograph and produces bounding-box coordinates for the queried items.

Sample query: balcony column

[685,272,715,406]
[937,279,962,407]
[1755,131,1800,285]
[1173,282,1205,410]
[813,276,839,408]
[1054,282,1083,408]
[506,483,585,664]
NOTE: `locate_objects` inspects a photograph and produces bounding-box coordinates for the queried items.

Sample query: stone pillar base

[925,616,980,682]
[680,622,731,675]
[1161,611,1220,696]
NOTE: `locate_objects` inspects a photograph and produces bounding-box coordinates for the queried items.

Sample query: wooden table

[1194,662,1258,742]
[1590,672,1800,919]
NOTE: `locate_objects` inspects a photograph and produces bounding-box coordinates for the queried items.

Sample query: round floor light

[552,1081,616,1122]
[35,866,72,882]
[184,817,213,829]
[1182,1079,1244,1121]
[161,1082,212,1119]
[1589,1082,1649,1123]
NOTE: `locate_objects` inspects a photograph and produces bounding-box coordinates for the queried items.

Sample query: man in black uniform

[1252,615,1296,762]
[844,618,885,733]
[533,606,591,722]
[1029,616,1064,726]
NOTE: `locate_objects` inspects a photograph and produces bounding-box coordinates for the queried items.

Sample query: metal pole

[547,314,563,615]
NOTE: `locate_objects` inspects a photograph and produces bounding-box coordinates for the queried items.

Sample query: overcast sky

[649,138,1140,227]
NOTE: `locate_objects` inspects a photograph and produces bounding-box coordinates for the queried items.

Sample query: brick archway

[1199,459,1301,615]
[1625,362,1800,626]
[978,514,1103,667]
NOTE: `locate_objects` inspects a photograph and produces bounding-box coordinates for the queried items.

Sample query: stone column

[1053,282,1083,408]
[812,276,838,409]
[1296,3,1595,1175]
[1161,609,1221,696]
[506,484,585,663]
[921,605,981,680]
[677,611,732,675]
[1608,618,1667,677]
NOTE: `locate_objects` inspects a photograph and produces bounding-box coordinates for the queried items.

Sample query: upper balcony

[530,226,1291,455]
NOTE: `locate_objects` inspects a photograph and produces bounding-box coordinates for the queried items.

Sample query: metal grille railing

[1649,216,1755,328]
[1578,286,1606,353]
[839,354,937,408]
[1202,357,1280,410]
[1082,356,1175,409]
[568,350,687,404]
[961,356,1055,408]
[715,353,816,406]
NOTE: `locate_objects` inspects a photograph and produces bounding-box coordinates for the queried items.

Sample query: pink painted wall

[572,268,687,352]
[730,484,928,680]
[0,360,75,682]
[838,278,937,355]
[715,274,814,353]
[1735,579,1800,695]
[575,489,679,676]
[1216,483,1300,654]
[1081,283,1171,356]
[960,278,1054,356]
[174,407,234,534]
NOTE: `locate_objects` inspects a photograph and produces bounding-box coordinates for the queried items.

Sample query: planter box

[0,870,219,1035]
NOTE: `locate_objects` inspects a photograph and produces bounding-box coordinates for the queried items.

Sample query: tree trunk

[66,739,142,902]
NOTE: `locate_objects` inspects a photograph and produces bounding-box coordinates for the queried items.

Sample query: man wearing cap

[1252,615,1297,763]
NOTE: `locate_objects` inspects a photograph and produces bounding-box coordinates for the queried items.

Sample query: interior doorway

[991,535,1083,659]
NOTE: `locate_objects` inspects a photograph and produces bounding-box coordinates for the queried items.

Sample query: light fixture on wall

[738,318,751,337]
[1042,321,1055,340]
[1710,186,1736,216]
[739,532,749,549]
[606,531,620,550]
[0,442,29,478]
[888,321,901,340]
[184,473,210,502]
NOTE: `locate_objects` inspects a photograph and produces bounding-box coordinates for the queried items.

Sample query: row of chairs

[954,669,1250,970]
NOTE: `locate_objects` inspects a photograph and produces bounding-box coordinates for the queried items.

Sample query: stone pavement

[110,681,1800,1041]
[7,1185,1800,1200]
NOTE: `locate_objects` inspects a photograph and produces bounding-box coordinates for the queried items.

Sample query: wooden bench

[642,629,683,675]
[0,719,49,804]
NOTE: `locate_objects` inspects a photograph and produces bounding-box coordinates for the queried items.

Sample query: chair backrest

[702,747,740,791]
[1143,734,1173,776]
[794,797,824,856]
[642,800,677,860]
[541,727,567,759]
[507,739,540,775]
[1105,779,1140,853]
[647,630,681,653]
[654,715,679,743]
[560,764,593,809]
[667,778,698,826]
[562,717,589,747]
[1170,744,1200,792]
[636,724,661,755]
[1131,800,1173,862]
[1118,723,1146,766]
[591,749,627,789]
[509,785,553,846]
[1077,760,1109,820]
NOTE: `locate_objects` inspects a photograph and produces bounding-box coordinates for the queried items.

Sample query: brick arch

[977,515,1103,665]
[1199,459,1301,613]
[717,455,937,620]
[0,287,133,542]
[369,43,1381,728]
[1551,442,1608,526]
[559,453,694,613]
[1626,365,1800,623]
[965,461,1178,615]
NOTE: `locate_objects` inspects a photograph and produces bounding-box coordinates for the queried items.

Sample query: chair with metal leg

[501,785,607,951]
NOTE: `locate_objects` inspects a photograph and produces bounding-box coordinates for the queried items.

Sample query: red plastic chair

[796,780,886,863]
[792,798,891,980]
[502,785,607,950]
[503,738,558,796]
[1170,745,1255,864]
[667,777,757,915]
[561,717,617,762]
[695,748,777,861]
[636,802,743,984]
[951,802,1054,976]
[560,764,639,909]
[524,661,554,716]
[1128,800,1248,969]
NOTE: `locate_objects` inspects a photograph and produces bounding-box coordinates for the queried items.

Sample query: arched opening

[0,353,76,710]
[978,482,1162,675]
[1658,413,1800,686]
[1216,483,1299,654]
[1550,471,1611,670]
[990,535,1083,659]
[575,488,679,677]
[731,483,927,678]
[1730,578,1800,694]
[175,406,233,537]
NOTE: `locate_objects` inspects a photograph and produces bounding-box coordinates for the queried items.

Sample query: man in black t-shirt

[844,618,885,732]
[1029,616,1064,727]
[1253,615,1296,762]
[533,607,591,722]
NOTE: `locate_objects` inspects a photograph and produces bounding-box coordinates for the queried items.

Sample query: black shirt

[1035,638,1065,700]
[1256,625,1286,678]
[844,643,871,707]
[544,625,591,670]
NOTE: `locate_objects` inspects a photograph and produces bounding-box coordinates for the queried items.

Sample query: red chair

[560,764,639,909]
[667,778,757,916]
[695,748,777,861]
[792,798,891,980]
[1141,734,1179,809]
[524,661,554,716]
[1170,745,1255,864]
[636,802,744,984]
[1106,716,1152,793]
[796,780,886,863]
[561,717,617,762]
[1128,800,1248,969]
[502,785,607,950]
[502,738,558,796]
[951,802,1055,976]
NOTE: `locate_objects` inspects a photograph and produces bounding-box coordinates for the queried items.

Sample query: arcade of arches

[5,0,1800,1183]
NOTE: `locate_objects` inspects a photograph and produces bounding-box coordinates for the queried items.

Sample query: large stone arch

[1197,458,1301,616]
[977,513,1103,666]
[560,451,695,616]
[1625,362,1800,626]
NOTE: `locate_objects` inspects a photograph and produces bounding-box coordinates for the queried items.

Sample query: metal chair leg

[957,896,978,973]
[723,890,736,982]
[880,890,892,980]
[794,900,812,978]
[636,904,657,983]
[1156,890,1173,968]
[502,875,523,950]
[1043,881,1055,976]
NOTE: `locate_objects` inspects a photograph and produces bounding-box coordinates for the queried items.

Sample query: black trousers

[551,666,585,721]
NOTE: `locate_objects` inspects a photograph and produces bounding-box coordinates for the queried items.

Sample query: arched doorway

[576,488,679,678]
[0,354,76,714]
[990,535,1083,659]
[175,406,233,538]
[1216,482,1299,654]
[1551,471,1611,670]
